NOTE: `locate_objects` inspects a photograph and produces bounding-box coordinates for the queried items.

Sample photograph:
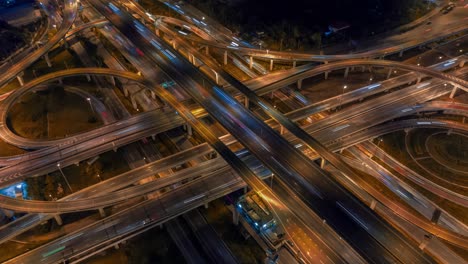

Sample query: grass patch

[8,85,102,140]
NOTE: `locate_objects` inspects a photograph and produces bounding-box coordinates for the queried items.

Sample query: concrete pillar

[449,86,458,98]
[54,214,63,225]
[223,51,228,65]
[244,97,249,108]
[292,61,296,68]
[249,56,253,69]
[320,158,326,169]
[447,129,452,136]
[370,200,377,210]
[214,71,219,84]
[155,28,160,36]
[99,208,106,217]
[205,46,209,55]
[150,90,156,100]
[431,209,441,224]
[58,78,63,85]
[324,71,329,80]
[204,203,208,209]
[86,74,91,82]
[361,66,365,72]
[419,235,432,250]
[416,76,422,84]
[280,125,284,135]
[109,76,116,86]
[269,59,274,71]
[344,67,349,78]
[151,134,156,141]
[188,53,192,64]
[131,96,138,110]
[386,68,393,79]
[172,40,176,50]
[44,53,52,67]
[123,87,129,97]
[297,79,303,89]
[233,208,239,225]
[114,244,120,249]
[16,72,24,86]
[399,50,403,57]
[459,60,465,68]
[186,124,192,136]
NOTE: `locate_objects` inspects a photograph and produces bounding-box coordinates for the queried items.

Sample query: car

[426,21,432,25]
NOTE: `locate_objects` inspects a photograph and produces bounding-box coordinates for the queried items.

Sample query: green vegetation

[7,85,102,139]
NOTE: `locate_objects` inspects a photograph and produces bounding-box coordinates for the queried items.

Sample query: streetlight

[97,173,102,182]
[57,163,73,192]
[86,98,95,115]
[340,85,347,109]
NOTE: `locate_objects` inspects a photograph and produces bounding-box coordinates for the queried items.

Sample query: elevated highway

[0,0,78,89]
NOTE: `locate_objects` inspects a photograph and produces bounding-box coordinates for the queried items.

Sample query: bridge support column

[108,76,116,86]
[447,129,452,136]
[44,53,52,67]
[151,134,156,141]
[419,235,432,250]
[431,208,441,224]
[233,208,239,225]
[214,71,219,84]
[324,71,329,80]
[361,66,365,72]
[459,60,465,68]
[223,51,228,65]
[449,86,457,98]
[344,67,349,78]
[131,96,138,110]
[155,28,160,36]
[280,125,284,135]
[249,56,253,69]
[150,90,156,100]
[16,72,24,86]
[99,208,106,217]
[370,199,377,210]
[172,40,176,50]
[86,74,91,82]
[399,50,403,57]
[269,59,274,71]
[123,87,129,97]
[205,46,209,55]
[186,124,192,136]
[386,68,393,79]
[58,78,63,85]
[292,61,296,68]
[114,243,120,250]
[416,76,422,84]
[244,97,249,108]
[320,158,326,169]
[54,214,63,225]
[204,203,209,209]
[297,79,303,89]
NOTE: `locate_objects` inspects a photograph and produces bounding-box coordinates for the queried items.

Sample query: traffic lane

[90,1,432,262]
